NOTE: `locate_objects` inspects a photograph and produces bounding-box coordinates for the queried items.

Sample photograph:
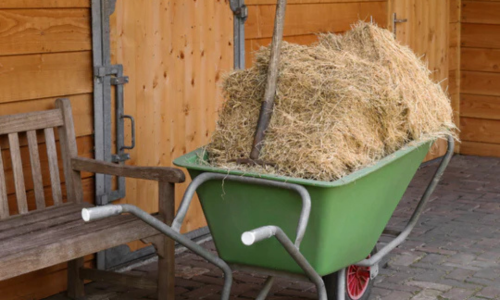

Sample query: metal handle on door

[120,114,135,150]
[393,13,408,37]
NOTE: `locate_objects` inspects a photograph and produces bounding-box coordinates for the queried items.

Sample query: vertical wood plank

[8,133,28,214]
[56,98,83,203]
[0,145,9,219]
[26,130,46,209]
[44,128,62,205]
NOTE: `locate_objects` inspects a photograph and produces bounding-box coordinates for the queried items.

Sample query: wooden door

[388,0,452,160]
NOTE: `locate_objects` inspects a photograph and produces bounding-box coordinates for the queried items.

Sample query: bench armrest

[71,157,185,183]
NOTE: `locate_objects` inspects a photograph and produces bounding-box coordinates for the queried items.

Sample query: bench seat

[0,202,160,281]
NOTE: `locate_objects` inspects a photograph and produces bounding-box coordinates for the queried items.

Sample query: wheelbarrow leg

[355,135,455,269]
[242,226,327,300]
[256,276,275,300]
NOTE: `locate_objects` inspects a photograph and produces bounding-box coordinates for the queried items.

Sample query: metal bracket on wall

[230,0,248,69]
[92,0,135,269]
[392,13,408,38]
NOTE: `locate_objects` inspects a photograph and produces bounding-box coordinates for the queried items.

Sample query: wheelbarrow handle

[172,172,311,248]
[82,204,234,300]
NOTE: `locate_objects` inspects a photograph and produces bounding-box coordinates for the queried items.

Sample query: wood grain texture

[246,0,383,4]
[462,23,500,48]
[112,0,232,233]
[67,257,84,298]
[245,2,387,39]
[71,157,185,183]
[2,135,93,198]
[461,94,500,119]
[44,128,62,205]
[0,0,89,8]
[0,207,160,281]
[461,48,500,72]
[461,141,500,157]
[390,0,451,159]
[450,0,460,23]
[0,110,63,135]
[8,133,28,215]
[0,94,93,142]
[461,71,500,96]
[157,181,175,300]
[26,130,45,209]
[450,22,460,47]
[0,51,92,104]
[0,257,93,300]
[0,9,91,56]
[0,145,8,219]
[461,117,500,143]
[56,98,83,204]
[462,1,500,24]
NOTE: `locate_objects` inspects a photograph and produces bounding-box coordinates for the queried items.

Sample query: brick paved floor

[46,155,500,300]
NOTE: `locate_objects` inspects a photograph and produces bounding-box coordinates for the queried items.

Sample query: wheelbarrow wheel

[322,249,376,300]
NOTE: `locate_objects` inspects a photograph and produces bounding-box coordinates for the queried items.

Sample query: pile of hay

[206,22,456,181]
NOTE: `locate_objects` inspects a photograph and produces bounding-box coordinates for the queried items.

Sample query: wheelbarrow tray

[174,140,433,276]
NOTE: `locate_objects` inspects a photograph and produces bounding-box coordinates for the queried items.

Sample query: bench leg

[157,181,176,299]
[67,257,85,299]
[157,235,175,300]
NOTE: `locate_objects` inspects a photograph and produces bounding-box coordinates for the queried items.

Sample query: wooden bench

[0,98,185,299]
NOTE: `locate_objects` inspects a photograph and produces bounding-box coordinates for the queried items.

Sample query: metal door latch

[111,76,129,85]
[393,13,408,37]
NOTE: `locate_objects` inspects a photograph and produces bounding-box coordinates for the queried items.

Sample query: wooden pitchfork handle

[249,0,287,160]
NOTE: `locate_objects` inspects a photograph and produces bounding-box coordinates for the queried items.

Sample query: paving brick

[439,288,476,300]
[476,286,500,299]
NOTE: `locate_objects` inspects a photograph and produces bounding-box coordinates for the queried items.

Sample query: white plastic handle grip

[82,205,123,222]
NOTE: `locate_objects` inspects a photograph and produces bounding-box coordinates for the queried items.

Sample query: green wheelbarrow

[82,135,454,300]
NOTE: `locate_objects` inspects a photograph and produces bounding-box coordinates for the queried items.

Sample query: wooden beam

[71,157,186,183]
[461,141,500,157]
[245,2,387,39]
[246,0,383,4]
[461,24,500,48]
[0,110,63,135]
[462,1,500,25]
[461,48,500,72]
[460,94,500,120]
[0,52,92,104]
[461,71,500,96]
[461,117,500,144]
[0,0,90,8]
[0,9,91,56]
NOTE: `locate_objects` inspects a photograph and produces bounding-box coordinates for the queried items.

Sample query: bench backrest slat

[56,99,83,204]
[27,130,45,209]
[8,133,28,215]
[0,110,64,135]
[0,144,9,219]
[44,128,62,206]
[0,99,83,216]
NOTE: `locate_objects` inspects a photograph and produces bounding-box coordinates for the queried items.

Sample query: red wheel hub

[346,264,370,299]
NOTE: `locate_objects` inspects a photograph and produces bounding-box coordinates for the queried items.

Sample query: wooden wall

[460,0,500,156]
[110,0,233,236]
[0,1,94,299]
[244,0,388,67]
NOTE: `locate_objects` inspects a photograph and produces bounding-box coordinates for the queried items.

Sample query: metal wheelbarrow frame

[82,135,454,300]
